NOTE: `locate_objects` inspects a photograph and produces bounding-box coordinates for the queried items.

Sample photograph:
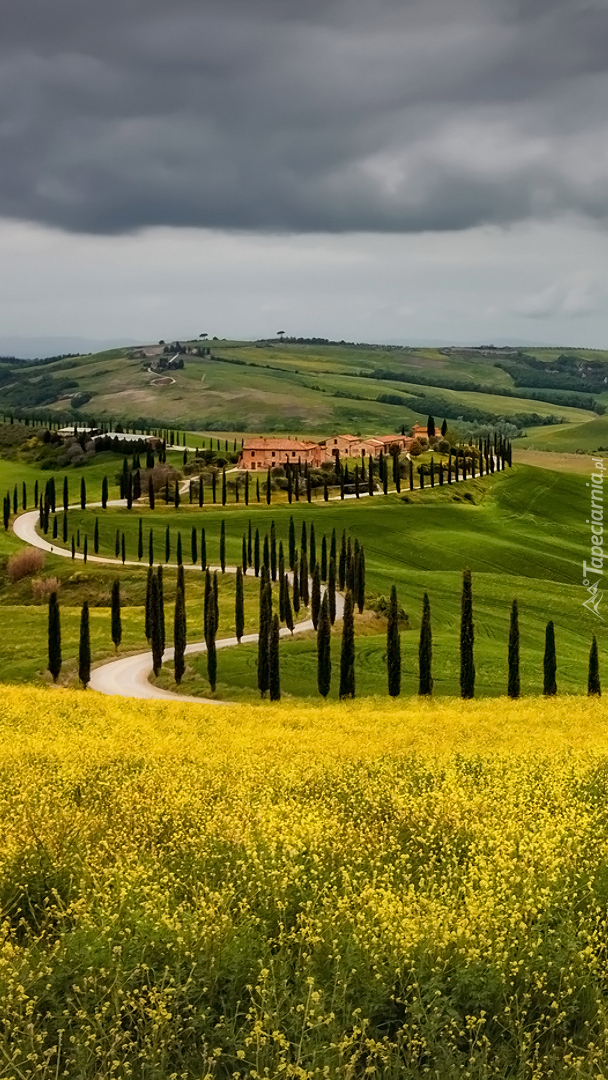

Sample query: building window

[251,451,255,456]
[272,451,275,458]
[292,451,296,456]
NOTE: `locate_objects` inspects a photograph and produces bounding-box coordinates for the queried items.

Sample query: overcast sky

[1,0,608,353]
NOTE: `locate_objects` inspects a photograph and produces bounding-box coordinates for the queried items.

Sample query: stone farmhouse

[239,425,433,471]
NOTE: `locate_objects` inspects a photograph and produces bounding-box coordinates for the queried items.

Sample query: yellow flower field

[2,685,608,1078]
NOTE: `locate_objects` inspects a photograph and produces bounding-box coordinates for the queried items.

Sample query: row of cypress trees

[47,581,123,687]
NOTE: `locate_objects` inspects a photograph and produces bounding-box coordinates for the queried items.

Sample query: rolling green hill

[4,339,608,439]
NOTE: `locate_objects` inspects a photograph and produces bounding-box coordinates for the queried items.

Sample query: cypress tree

[386,585,401,697]
[409,458,414,491]
[165,525,170,564]
[460,568,475,699]
[279,569,286,621]
[201,527,207,570]
[289,516,296,570]
[257,579,272,696]
[101,476,108,509]
[111,578,122,651]
[317,591,331,697]
[148,528,154,566]
[83,536,88,564]
[300,520,307,558]
[284,577,294,633]
[205,598,217,692]
[222,467,227,506]
[174,482,180,508]
[62,476,68,512]
[321,534,328,581]
[52,515,58,540]
[80,477,86,510]
[543,621,557,696]
[266,466,272,504]
[292,556,301,613]
[356,545,365,614]
[269,614,281,701]
[287,468,293,503]
[311,563,321,630]
[220,519,226,572]
[427,415,436,440]
[191,526,197,565]
[174,572,187,684]
[204,568,212,640]
[368,458,374,496]
[418,591,433,696]
[309,523,316,572]
[235,567,244,643]
[339,589,355,699]
[63,512,68,543]
[507,599,520,699]
[338,531,347,591]
[48,592,62,683]
[145,567,154,640]
[21,480,26,510]
[262,532,270,574]
[199,476,204,507]
[256,477,260,502]
[248,519,252,566]
[121,532,126,564]
[157,564,165,653]
[148,476,155,510]
[93,517,99,554]
[254,528,260,577]
[78,601,91,689]
[212,471,217,503]
[245,471,249,505]
[328,556,336,625]
[138,517,143,560]
[242,534,248,573]
[588,635,601,696]
[300,549,309,606]
[270,521,277,581]
[213,570,219,633]
[323,475,329,501]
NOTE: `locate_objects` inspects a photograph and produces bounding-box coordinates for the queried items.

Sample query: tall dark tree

[148,476,155,510]
[220,519,226,572]
[157,565,165,653]
[270,521,277,581]
[269,614,281,701]
[174,571,187,684]
[242,534,248,574]
[78,601,91,689]
[145,566,154,640]
[101,475,108,509]
[460,568,475,699]
[427,415,436,440]
[213,571,219,633]
[248,519,252,566]
[94,516,99,554]
[257,579,272,697]
[165,525,171,564]
[200,527,207,570]
[300,549,309,607]
[174,482,180,508]
[339,589,355,700]
[266,466,272,504]
[62,476,68,513]
[235,566,245,643]
[418,592,433,697]
[387,585,401,697]
[263,533,270,574]
[356,545,365,614]
[441,418,448,437]
[328,557,337,625]
[148,527,154,567]
[338,530,347,592]
[284,577,294,633]
[311,563,321,630]
[317,591,331,698]
[205,597,217,692]
[80,476,86,510]
[245,471,249,506]
[204,569,212,641]
[543,621,557,696]
[588,635,601,696]
[222,467,227,506]
[507,599,520,699]
[301,520,308,557]
[63,512,68,543]
[48,592,62,683]
[254,528,260,577]
[138,517,144,561]
[111,579,122,651]
[190,526,197,566]
[321,534,328,581]
[292,556,301,613]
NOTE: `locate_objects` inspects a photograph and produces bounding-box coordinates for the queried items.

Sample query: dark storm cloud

[1,0,608,234]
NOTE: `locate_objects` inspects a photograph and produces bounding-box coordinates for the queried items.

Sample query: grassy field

[2,685,608,1077]
[10,338,607,438]
[1,461,598,700]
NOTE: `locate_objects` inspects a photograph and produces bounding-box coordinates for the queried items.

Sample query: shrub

[409,439,423,456]
[31,576,60,601]
[7,549,45,583]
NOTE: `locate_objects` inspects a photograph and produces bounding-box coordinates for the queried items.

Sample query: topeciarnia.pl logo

[583,458,605,619]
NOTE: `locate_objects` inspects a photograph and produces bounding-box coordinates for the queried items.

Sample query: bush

[7,549,45,583]
[409,439,423,456]
[367,592,410,628]
[31,576,60,601]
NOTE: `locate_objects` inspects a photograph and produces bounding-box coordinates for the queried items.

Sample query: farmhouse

[240,437,326,471]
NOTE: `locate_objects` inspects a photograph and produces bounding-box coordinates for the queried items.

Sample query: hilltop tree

[47,592,62,683]
[427,415,436,440]
[387,585,401,697]
[543,621,557,696]
[588,636,601,696]
[269,614,281,701]
[460,568,475,699]
[111,579,122,651]
[418,591,432,696]
[339,589,355,700]
[508,599,520,699]
[441,418,448,437]
[78,601,91,689]
[317,591,331,698]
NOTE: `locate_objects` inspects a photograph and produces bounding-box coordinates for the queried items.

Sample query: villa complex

[239,424,431,471]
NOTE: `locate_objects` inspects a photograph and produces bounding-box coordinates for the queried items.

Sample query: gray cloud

[1,0,608,233]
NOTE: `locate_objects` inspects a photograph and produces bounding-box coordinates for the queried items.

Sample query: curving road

[13,503,343,703]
